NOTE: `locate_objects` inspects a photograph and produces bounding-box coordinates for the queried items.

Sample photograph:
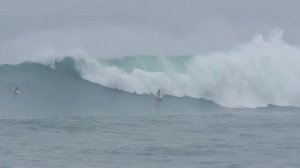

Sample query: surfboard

[14,90,21,95]
[157,94,163,101]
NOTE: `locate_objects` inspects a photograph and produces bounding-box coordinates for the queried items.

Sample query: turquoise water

[1,58,300,167]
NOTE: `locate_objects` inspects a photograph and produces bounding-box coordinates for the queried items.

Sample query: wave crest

[72,29,300,108]
[1,29,300,108]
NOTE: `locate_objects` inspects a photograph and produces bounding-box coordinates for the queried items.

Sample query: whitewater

[1,30,300,168]
[1,29,300,108]
[76,30,300,108]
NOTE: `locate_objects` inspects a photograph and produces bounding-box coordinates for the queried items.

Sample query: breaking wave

[1,29,300,108]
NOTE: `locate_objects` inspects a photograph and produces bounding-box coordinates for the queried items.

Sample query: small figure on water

[13,87,21,95]
[156,89,163,101]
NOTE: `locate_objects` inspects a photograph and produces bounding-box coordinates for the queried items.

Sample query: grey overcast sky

[0,0,300,58]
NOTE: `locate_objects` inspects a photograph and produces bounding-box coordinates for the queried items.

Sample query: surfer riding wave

[156,89,163,101]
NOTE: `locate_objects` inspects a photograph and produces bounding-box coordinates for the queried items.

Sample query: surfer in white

[156,89,163,101]
[13,87,21,95]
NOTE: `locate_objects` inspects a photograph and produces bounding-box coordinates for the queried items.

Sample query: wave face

[0,59,218,118]
[1,29,300,109]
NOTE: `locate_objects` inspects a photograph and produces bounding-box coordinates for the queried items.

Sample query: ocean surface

[1,32,300,167]
[1,54,300,168]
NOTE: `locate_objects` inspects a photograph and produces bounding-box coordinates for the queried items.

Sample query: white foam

[75,29,300,108]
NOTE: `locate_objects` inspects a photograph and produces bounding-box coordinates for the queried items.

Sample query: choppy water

[1,109,300,168]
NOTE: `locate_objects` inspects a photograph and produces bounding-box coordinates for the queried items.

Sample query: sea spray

[73,30,300,107]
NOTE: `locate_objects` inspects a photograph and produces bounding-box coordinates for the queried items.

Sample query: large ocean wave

[1,29,300,108]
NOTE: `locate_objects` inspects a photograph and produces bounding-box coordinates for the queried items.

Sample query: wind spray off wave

[73,29,300,108]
